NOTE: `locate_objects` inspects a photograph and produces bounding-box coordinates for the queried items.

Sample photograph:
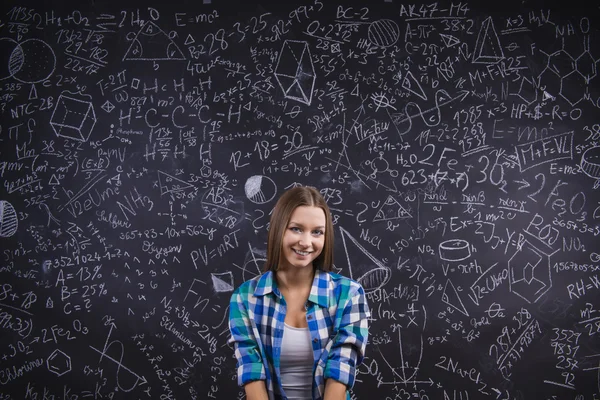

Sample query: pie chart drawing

[244,175,277,204]
[0,200,18,238]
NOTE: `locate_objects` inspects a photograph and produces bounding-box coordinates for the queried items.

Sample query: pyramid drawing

[439,33,460,48]
[442,279,469,316]
[402,71,427,101]
[472,16,504,64]
[274,40,316,105]
[211,272,234,293]
[373,195,412,222]
[339,226,391,293]
[123,21,185,61]
[157,171,195,195]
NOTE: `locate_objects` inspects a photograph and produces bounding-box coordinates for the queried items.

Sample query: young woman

[228,186,371,400]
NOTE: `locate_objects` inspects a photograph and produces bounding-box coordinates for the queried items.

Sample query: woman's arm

[244,380,270,400]
[228,288,268,388]
[324,283,370,392]
[323,378,348,400]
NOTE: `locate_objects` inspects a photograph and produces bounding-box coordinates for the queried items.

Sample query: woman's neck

[275,267,315,293]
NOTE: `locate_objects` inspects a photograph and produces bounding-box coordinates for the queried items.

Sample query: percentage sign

[92,265,102,280]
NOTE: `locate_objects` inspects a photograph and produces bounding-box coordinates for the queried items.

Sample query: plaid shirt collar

[253,269,331,308]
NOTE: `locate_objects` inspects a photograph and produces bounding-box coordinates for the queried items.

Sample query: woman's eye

[291,227,301,232]
[313,230,323,236]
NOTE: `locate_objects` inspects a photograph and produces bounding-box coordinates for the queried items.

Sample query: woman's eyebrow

[289,221,325,229]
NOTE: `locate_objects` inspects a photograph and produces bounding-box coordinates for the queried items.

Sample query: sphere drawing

[0,200,18,238]
[368,19,400,48]
[244,175,277,204]
[11,38,57,83]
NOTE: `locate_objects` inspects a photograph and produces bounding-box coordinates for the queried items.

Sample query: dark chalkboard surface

[1,0,600,398]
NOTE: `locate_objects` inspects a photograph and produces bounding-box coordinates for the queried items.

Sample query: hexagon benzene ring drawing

[508,239,553,304]
[47,349,72,377]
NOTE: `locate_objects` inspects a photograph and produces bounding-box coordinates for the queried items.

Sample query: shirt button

[313,338,318,343]
[307,315,313,320]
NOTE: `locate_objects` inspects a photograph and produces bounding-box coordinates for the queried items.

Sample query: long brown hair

[263,186,334,272]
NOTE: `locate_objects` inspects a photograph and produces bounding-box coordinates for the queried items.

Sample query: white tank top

[280,323,314,399]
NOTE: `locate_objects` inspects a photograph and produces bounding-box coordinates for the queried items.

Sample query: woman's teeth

[294,249,310,256]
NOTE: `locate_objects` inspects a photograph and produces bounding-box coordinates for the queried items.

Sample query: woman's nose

[298,234,311,247]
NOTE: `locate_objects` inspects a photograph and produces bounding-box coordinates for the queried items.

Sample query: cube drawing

[50,94,96,142]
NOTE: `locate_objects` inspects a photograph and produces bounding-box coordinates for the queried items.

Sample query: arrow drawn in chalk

[90,324,147,392]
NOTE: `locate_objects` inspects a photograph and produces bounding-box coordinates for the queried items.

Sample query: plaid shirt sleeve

[324,283,370,389]
[228,286,267,386]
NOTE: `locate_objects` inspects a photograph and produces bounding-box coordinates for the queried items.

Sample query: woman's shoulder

[232,271,270,297]
[318,270,365,296]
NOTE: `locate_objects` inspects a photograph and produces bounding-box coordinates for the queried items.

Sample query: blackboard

[1,0,600,398]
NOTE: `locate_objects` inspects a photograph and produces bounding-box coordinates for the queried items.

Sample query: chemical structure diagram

[537,36,597,107]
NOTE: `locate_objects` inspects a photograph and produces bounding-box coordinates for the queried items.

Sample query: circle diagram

[244,175,277,204]
[0,38,56,83]
[368,19,400,48]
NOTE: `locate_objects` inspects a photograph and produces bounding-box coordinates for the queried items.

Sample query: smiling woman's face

[279,206,326,271]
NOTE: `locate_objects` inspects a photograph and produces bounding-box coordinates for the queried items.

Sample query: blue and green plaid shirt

[228,269,370,400]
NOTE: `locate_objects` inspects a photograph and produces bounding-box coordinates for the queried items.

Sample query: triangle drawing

[472,16,504,64]
[285,80,304,97]
[439,33,460,48]
[339,226,391,293]
[184,34,195,45]
[211,272,234,293]
[402,71,428,101]
[123,21,185,61]
[29,84,38,100]
[157,171,195,195]
[49,174,60,185]
[543,90,555,101]
[442,279,469,316]
[373,195,412,222]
